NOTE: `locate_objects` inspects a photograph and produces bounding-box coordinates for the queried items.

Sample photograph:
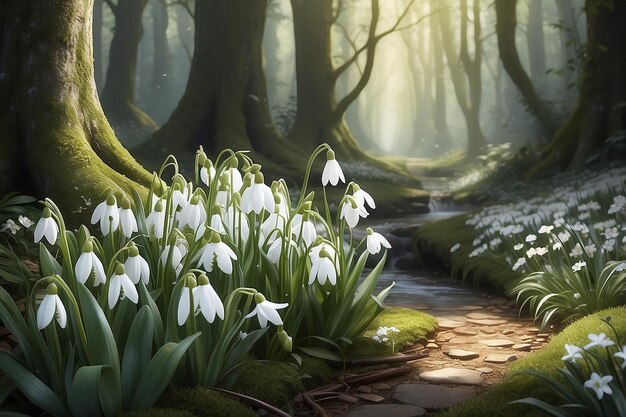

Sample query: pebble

[419,368,484,385]
[475,367,493,374]
[537,333,551,338]
[358,385,373,393]
[358,393,386,403]
[445,349,480,360]
[339,394,359,403]
[447,337,476,345]
[426,343,439,349]
[480,339,515,348]
[502,329,515,335]
[512,343,532,352]
[484,354,517,364]
[535,338,547,343]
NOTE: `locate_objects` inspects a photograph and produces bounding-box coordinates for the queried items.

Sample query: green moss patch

[349,307,438,357]
[440,306,626,417]
[153,387,255,417]
[412,213,522,292]
[233,362,304,409]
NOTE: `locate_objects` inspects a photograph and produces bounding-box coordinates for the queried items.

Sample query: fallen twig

[211,388,291,417]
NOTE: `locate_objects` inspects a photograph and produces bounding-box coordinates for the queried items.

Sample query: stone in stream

[419,368,484,385]
[484,354,517,363]
[480,339,515,348]
[445,349,480,360]
[393,384,476,409]
[347,404,426,417]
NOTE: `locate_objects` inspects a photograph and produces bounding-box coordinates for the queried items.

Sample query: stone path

[297,295,552,416]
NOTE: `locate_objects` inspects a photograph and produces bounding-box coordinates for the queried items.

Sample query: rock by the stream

[418,368,484,385]
[393,384,476,409]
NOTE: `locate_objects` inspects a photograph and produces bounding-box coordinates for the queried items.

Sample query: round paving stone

[484,354,517,363]
[419,368,484,385]
[480,339,515,348]
[445,349,480,360]
[393,384,476,409]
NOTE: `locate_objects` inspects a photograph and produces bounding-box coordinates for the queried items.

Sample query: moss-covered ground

[440,306,626,417]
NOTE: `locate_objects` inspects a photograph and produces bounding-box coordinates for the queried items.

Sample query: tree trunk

[151,0,301,170]
[0,0,151,224]
[151,0,171,94]
[528,0,626,178]
[430,5,452,150]
[100,0,158,131]
[555,0,579,102]
[526,0,547,83]
[438,0,487,156]
[495,0,556,138]
[93,0,104,90]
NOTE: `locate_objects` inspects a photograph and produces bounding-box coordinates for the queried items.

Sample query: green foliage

[156,388,255,417]
[298,356,336,389]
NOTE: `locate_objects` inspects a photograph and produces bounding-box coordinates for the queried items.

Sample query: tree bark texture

[93,0,104,90]
[430,11,452,149]
[528,0,626,177]
[495,0,556,138]
[0,0,151,224]
[151,0,172,93]
[526,0,547,83]
[100,0,158,130]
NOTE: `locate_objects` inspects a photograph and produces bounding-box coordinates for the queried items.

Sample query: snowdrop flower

[118,197,138,238]
[261,201,286,238]
[198,232,237,274]
[340,197,364,228]
[616,263,626,273]
[18,215,34,228]
[584,333,615,350]
[450,243,461,253]
[179,195,207,230]
[210,208,226,235]
[108,263,138,309]
[603,227,619,240]
[1,219,20,234]
[124,243,150,285]
[572,261,587,272]
[512,257,526,271]
[245,292,288,328]
[534,246,548,256]
[223,160,244,192]
[614,346,626,369]
[308,246,337,285]
[513,243,524,251]
[75,241,106,285]
[200,160,216,186]
[525,234,537,243]
[195,274,224,323]
[569,243,584,257]
[321,149,345,186]
[91,194,120,236]
[538,225,554,234]
[161,243,186,273]
[34,208,59,245]
[37,283,67,330]
[171,178,189,210]
[561,344,583,363]
[241,172,274,214]
[223,205,250,243]
[552,241,563,250]
[291,213,317,247]
[366,228,391,255]
[584,373,613,400]
[177,274,197,326]
[352,184,375,213]
[608,195,626,214]
[146,200,166,239]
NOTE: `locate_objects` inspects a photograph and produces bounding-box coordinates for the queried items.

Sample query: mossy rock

[154,387,255,417]
[233,362,304,409]
[441,306,626,417]
[349,307,438,358]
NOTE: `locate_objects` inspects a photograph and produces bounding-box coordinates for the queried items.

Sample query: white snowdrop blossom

[179,196,207,231]
[291,213,317,247]
[615,263,626,273]
[241,172,274,214]
[321,149,345,186]
[18,215,35,228]
[569,243,584,257]
[171,180,190,210]
[572,261,587,272]
[91,194,120,236]
[245,293,288,328]
[584,373,613,400]
[75,241,106,285]
[552,241,563,250]
[525,234,537,243]
[614,346,626,369]
[200,160,216,186]
[561,344,583,363]
[608,195,626,214]
[450,243,461,253]
[603,227,619,240]
[124,243,150,285]
[512,257,526,271]
[261,206,286,238]
[108,264,139,309]
[538,225,554,234]
[308,246,337,285]
[198,232,237,274]
[37,283,67,330]
[352,184,375,213]
[194,274,224,323]
[34,208,59,245]
[366,228,391,255]
[177,276,197,326]
[1,219,20,234]
[513,243,524,251]
[118,197,138,238]
[340,197,364,228]
[584,333,615,350]
[146,199,166,239]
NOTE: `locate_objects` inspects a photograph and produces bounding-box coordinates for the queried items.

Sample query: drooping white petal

[92,253,107,286]
[259,302,285,326]
[75,252,93,284]
[108,275,122,309]
[37,294,55,329]
[33,218,46,243]
[120,274,138,304]
[308,259,320,285]
[54,296,67,328]
[177,288,192,326]
[43,218,59,245]
[91,202,106,225]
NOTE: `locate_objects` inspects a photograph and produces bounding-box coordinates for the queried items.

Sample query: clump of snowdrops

[0,144,393,416]
[511,317,626,417]
[452,167,626,328]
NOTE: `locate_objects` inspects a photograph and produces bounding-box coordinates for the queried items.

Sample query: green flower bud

[190,195,200,206]
[277,330,292,352]
[212,203,223,216]
[210,232,221,244]
[82,240,94,253]
[42,207,52,218]
[106,193,117,206]
[114,262,125,275]
[229,157,238,169]
[319,248,330,258]
[128,242,139,257]
[254,292,266,304]
[198,273,209,286]
[155,200,164,212]
[121,196,131,210]
[185,274,197,289]
[197,149,207,165]
[326,149,336,160]
[46,282,58,295]
[366,227,373,235]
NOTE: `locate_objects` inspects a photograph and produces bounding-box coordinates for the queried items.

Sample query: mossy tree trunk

[93,0,104,90]
[151,0,172,95]
[151,0,302,170]
[431,11,452,149]
[0,0,151,224]
[495,0,556,138]
[287,0,414,159]
[528,0,626,178]
[100,0,158,131]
